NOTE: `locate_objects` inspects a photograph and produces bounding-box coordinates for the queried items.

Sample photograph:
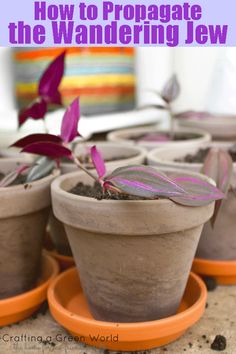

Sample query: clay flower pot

[177,113,236,141]
[107,126,211,151]
[0,158,59,299]
[49,142,146,256]
[148,142,236,260]
[61,141,147,174]
[51,169,214,323]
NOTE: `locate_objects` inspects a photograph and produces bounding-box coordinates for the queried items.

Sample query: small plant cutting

[148,141,236,265]
[0,53,69,300]
[11,98,224,324]
[12,50,146,258]
[0,51,68,187]
[186,145,236,262]
[142,74,180,141]
[108,75,210,148]
[201,147,233,226]
[18,51,65,129]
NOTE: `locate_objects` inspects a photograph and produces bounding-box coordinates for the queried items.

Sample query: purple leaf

[0,164,29,188]
[48,90,63,106]
[38,51,66,104]
[170,176,225,207]
[11,133,62,148]
[201,148,220,180]
[202,148,233,226]
[161,74,180,103]
[104,165,187,199]
[22,142,72,160]
[60,98,80,143]
[18,98,47,127]
[175,110,215,120]
[90,145,106,179]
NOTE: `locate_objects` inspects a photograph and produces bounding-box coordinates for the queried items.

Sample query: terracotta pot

[148,142,236,260]
[49,211,72,256]
[50,142,146,256]
[177,114,236,141]
[51,168,214,322]
[107,126,211,151]
[0,158,59,299]
[61,141,147,174]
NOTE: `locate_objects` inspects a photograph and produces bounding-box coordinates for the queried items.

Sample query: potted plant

[107,75,211,150]
[148,143,236,263]
[0,52,67,301]
[61,141,146,174]
[0,52,69,300]
[10,51,81,262]
[16,100,223,322]
[176,111,236,141]
[51,141,146,258]
[0,156,59,299]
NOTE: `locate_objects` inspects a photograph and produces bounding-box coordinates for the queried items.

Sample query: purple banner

[0,0,235,46]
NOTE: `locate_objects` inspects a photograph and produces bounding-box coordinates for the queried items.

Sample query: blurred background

[0,47,236,136]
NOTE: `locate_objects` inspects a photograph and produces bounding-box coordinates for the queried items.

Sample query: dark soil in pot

[70,182,147,200]
[0,172,27,186]
[175,145,236,163]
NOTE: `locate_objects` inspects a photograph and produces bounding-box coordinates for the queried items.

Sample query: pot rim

[177,113,236,125]
[107,126,211,145]
[0,157,59,193]
[61,141,147,167]
[147,141,236,170]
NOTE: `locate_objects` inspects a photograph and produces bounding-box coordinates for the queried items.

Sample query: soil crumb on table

[211,335,227,351]
[203,276,218,292]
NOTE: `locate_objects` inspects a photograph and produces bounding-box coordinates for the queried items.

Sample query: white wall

[136,47,173,107]
[173,47,220,112]
[0,48,16,111]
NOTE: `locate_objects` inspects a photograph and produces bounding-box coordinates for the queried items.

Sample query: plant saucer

[0,253,59,327]
[193,257,236,285]
[46,250,75,271]
[48,269,207,351]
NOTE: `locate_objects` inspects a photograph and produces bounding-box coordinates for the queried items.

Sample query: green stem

[73,154,100,184]
[168,104,175,140]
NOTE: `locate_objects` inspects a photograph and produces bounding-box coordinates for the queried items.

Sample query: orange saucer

[192,257,236,285]
[48,269,207,351]
[46,250,75,271]
[0,254,59,327]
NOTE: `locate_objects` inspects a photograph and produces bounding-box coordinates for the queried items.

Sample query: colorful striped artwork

[14,48,136,115]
